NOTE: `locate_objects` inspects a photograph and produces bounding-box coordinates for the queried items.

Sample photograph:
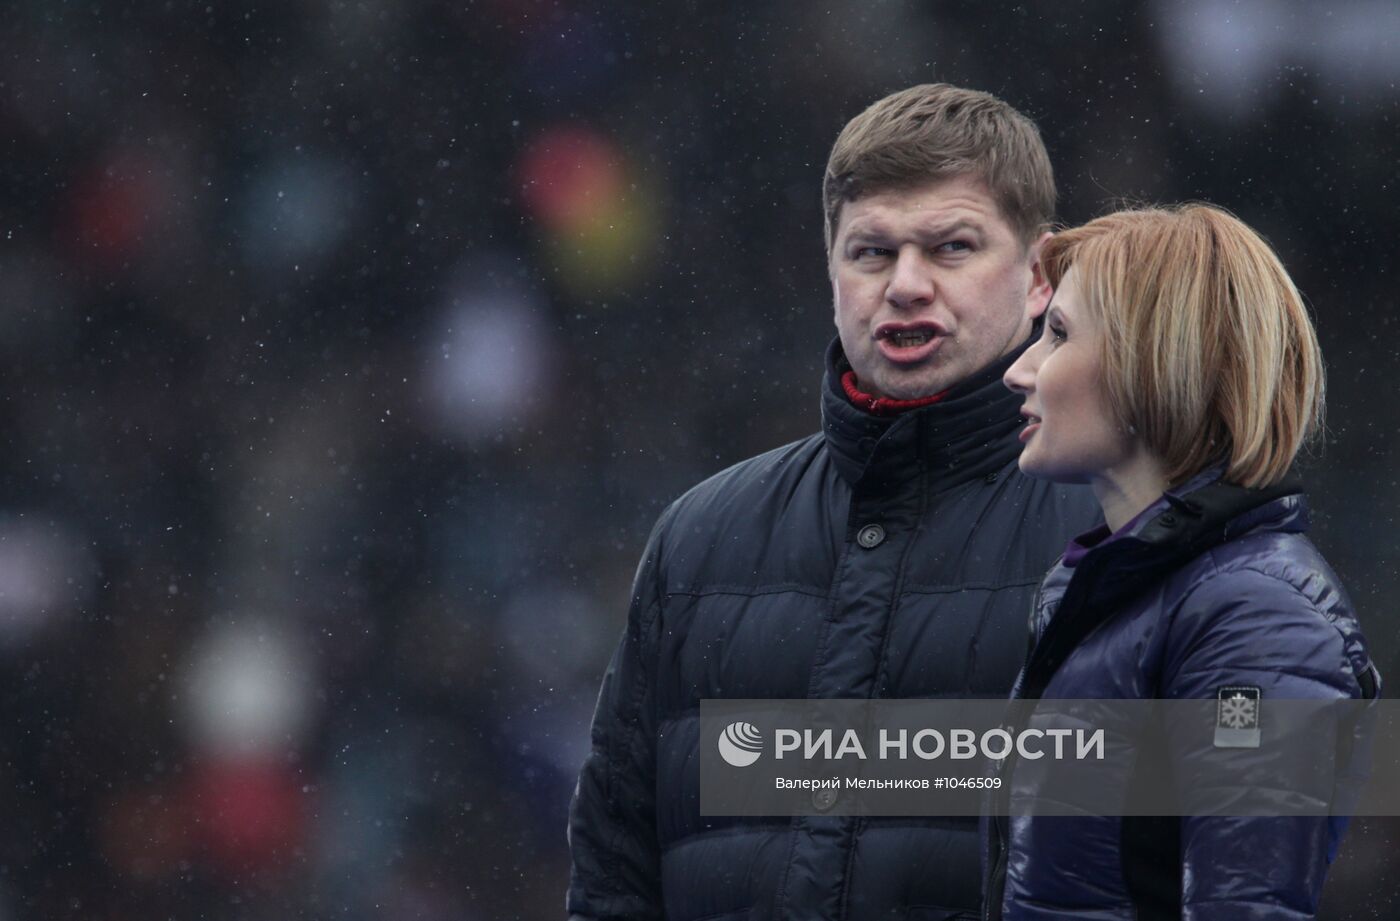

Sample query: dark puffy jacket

[984,471,1381,921]
[567,338,1101,921]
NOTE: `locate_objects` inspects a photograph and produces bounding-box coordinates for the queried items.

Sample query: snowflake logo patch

[1215,686,1261,748]
[1220,695,1256,729]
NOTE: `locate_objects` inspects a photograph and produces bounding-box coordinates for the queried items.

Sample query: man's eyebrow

[840,220,890,241]
[842,217,985,242]
[918,218,982,239]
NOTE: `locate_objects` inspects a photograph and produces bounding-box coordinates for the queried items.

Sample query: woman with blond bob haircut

[983,205,1379,921]
[1041,205,1324,490]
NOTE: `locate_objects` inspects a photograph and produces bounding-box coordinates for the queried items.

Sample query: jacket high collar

[819,333,1032,492]
[1017,470,1308,702]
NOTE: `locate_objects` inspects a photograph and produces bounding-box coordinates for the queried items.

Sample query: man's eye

[854,246,892,259]
[936,240,971,254]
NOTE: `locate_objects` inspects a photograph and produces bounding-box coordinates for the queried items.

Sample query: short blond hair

[1040,205,1324,488]
[823,84,1055,252]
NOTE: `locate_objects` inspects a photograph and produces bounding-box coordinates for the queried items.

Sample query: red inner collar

[841,370,948,416]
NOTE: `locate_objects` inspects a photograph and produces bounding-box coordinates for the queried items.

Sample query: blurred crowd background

[1,1,1397,918]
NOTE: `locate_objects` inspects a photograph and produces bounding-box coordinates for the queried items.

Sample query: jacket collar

[819,334,1031,491]
[1085,467,1308,587]
[1059,465,1308,567]
[1017,469,1308,701]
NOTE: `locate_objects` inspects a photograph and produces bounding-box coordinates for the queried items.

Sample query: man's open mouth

[886,330,936,347]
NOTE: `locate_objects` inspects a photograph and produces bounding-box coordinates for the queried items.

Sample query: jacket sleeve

[565,508,671,921]
[1161,568,1370,921]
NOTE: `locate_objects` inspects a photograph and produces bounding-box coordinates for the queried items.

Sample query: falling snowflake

[1220,695,1257,729]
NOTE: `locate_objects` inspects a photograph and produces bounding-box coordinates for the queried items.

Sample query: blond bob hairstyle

[1040,205,1324,489]
[823,84,1055,253]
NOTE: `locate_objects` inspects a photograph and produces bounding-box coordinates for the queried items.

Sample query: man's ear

[1025,231,1054,320]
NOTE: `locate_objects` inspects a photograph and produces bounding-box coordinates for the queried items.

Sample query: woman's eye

[1049,324,1067,343]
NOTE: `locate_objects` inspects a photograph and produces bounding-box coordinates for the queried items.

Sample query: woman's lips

[1018,421,1040,443]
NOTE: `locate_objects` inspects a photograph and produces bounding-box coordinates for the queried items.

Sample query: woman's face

[1003,268,1137,484]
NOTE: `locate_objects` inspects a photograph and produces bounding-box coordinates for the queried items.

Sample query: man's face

[828,175,1051,400]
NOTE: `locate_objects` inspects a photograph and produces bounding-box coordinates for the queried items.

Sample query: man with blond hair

[567,84,1100,921]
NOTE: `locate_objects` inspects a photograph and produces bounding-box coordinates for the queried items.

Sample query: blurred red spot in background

[68,151,161,265]
[185,758,307,876]
[516,124,624,234]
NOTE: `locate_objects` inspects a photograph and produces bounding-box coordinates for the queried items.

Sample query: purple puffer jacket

[982,470,1380,921]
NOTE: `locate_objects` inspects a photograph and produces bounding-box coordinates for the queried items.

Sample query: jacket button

[812,787,838,811]
[856,524,886,549]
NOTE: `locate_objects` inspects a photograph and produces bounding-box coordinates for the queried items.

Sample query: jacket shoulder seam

[1188,554,1327,621]
[1166,543,1316,619]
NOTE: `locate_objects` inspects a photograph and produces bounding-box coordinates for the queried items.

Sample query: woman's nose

[1003,344,1039,394]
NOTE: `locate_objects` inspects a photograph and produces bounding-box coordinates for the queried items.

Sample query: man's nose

[885,248,934,310]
